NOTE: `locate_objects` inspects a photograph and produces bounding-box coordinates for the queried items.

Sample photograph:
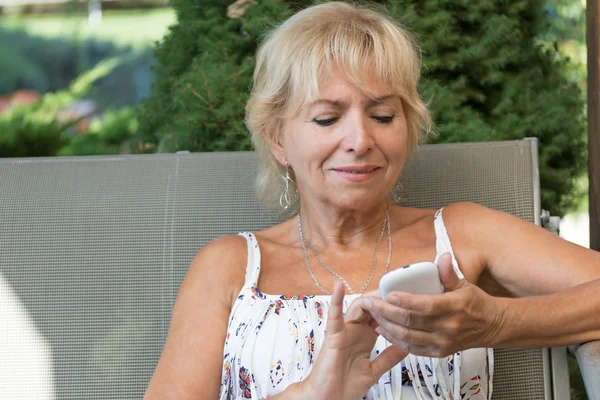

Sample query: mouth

[332,166,382,182]
[332,167,381,174]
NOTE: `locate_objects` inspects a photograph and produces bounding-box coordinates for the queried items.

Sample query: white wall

[559,212,590,248]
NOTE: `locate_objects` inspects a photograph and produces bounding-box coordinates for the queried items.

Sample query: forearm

[493,278,600,348]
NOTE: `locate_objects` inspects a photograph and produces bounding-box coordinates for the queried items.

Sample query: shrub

[0,58,120,157]
[58,107,140,156]
[137,0,586,216]
[0,27,155,111]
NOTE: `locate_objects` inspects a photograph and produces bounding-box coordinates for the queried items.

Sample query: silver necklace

[297,208,392,295]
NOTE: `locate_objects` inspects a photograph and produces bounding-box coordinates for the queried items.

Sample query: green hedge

[138,0,586,217]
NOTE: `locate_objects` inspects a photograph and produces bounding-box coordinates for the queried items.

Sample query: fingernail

[362,298,373,309]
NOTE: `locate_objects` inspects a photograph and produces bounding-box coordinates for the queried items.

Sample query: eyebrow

[308,94,397,109]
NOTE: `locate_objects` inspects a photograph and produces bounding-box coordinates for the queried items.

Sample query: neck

[296,201,390,252]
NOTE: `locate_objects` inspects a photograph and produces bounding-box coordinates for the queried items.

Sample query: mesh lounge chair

[0,139,596,399]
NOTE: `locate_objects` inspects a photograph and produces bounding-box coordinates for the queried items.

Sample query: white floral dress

[219,209,493,399]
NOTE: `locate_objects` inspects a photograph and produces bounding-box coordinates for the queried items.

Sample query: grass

[0,8,176,48]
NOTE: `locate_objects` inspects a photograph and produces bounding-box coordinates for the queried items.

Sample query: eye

[313,117,338,126]
[312,115,395,126]
[373,115,395,124]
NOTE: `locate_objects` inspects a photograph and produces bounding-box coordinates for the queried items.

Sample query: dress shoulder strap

[433,209,495,399]
[433,208,466,280]
[237,232,262,287]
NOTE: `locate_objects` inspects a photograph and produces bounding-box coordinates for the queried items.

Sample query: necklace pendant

[298,208,392,296]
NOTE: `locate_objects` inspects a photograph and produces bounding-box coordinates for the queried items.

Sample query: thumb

[437,253,462,292]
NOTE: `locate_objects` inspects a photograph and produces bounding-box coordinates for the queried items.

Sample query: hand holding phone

[378,261,444,298]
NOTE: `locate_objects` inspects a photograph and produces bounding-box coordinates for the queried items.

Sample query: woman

[145,2,600,399]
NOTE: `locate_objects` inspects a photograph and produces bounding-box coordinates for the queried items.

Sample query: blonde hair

[245,1,433,214]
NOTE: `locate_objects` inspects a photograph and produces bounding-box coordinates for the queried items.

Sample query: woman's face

[274,66,409,211]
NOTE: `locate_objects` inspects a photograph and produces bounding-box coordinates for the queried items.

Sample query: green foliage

[391,0,587,216]
[0,109,69,158]
[0,26,155,110]
[138,0,293,153]
[569,353,588,400]
[138,0,586,216]
[58,107,140,156]
[0,59,120,158]
[0,46,48,94]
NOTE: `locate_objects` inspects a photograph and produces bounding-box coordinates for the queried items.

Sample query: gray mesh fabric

[0,141,550,399]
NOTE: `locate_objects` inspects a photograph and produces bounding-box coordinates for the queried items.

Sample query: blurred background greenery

[0,0,591,397]
[1,8,175,47]
[0,1,178,154]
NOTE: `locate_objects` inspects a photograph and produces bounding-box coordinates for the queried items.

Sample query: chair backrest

[0,140,554,399]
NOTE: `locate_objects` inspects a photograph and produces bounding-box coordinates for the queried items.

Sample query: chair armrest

[541,209,560,235]
[570,341,600,398]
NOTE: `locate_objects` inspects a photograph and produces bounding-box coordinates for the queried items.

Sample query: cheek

[379,127,409,175]
[286,128,337,169]
[383,127,408,157]
[302,128,339,156]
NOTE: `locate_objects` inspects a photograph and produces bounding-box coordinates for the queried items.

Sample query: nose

[341,112,374,156]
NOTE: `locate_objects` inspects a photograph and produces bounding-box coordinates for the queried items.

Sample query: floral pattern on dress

[289,319,299,345]
[222,354,231,388]
[251,286,267,300]
[449,353,456,375]
[401,366,411,385]
[280,294,314,301]
[307,329,315,365]
[218,227,492,400]
[269,360,285,387]
[461,375,483,398]
[239,367,253,398]
[315,301,324,326]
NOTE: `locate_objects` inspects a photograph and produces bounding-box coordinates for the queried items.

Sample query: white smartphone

[378,261,444,298]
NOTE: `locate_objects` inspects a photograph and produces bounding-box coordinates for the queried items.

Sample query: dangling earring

[279,163,296,210]
[392,180,403,203]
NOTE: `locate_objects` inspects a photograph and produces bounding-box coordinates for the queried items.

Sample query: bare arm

[445,202,600,347]
[144,235,247,399]
[494,280,600,347]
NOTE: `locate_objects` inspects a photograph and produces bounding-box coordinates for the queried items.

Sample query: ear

[265,129,287,166]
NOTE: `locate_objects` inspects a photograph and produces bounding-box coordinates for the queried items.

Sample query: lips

[335,168,379,174]
[332,166,381,173]
[332,166,381,182]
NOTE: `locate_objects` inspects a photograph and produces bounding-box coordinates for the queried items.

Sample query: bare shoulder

[144,234,249,399]
[440,201,532,239]
[184,234,249,308]
[441,201,492,220]
[191,234,249,266]
[438,202,536,292]
[391,205,437,228]
[430,202,496,285]
[441,202,600,296]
